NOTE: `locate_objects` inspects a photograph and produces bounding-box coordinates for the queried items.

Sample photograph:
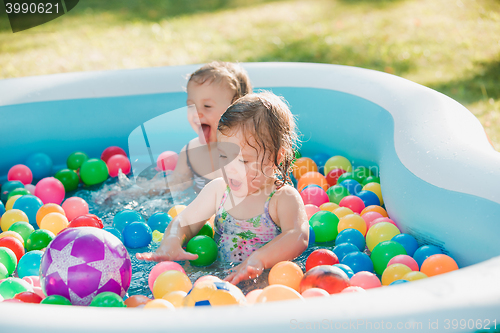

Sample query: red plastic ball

[14,291,43,304]
[101,146,127,163]
[0,237,25,263]
[305,249,339,272]
[68,214,103,229]
[325,168,346,187]
[300,265,350,294]
[107,154,131,177]
[339,195,365,214]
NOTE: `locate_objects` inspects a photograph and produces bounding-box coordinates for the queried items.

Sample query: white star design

[69,288,97,306]
[45,240,85,284]
[87,244,126,290]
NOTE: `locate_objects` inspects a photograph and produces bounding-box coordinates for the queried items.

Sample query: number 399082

[5,2,60,14]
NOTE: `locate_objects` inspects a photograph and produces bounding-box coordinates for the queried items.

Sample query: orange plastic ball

[143,299,175,309]
[292,158,318,180]
[36,203,66,227]
[420,254,459,277]
[297,172,329,192]
[124,295,151,308]
[381,264,413,286]
[168,205,186,219]
[360,205,388,217]
[40,212,69,235]
[255,285,304,303]
[269,261,304,292]
[338,214,367,236]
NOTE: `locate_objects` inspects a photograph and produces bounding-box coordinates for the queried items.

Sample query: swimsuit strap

[218,185,231,211]
[219,185,276,219]
[185,142,195,173]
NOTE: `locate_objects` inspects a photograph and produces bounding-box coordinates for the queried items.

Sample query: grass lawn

[1,0,499,149]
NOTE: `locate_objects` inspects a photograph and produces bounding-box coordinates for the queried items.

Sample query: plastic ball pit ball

[308,211,339,242]
[336,228,366,251]
[326,185,350,205]
[122,222,153,249]
[363,182,384,206]
[306,249,339,272]
[0,236,24,263]
[0,247,17,275]
[333,263,354,278]
[413,245,443,268]
[341,286,366,293]
[148,261,186,292]
[324,156,352,175]
[147,212,172,233]
[35,177,65,205]
[0,278,33,299]
[113,210,144,234]
[312,153,330,175]
[67,151,89,170]
[341,252,374,274]
[40,212,69,235]
[152,270,192,299]
[1,209,29,232]
[338,214,367,237]
[14,291,43,304]
[183,280,246,307]
[124,295,151,308]
[25,153,53,180]
[156,151,178,171]
[1,181,24,203]
[297,171,328,192]
[40,294,72,305]
[269,261,304,292]
[366,222,401,251]
[101,146,127,164]
[62,197,89,221]
[339,195,365,214]
[8,164,33,185]
[340,179,362,196]
[54,169,79,192]
[370,240,407,275]
[402,271,428,281]
[350,271,382,289]
[79,158,109,186]
[39,227,132,305]
[382,264,413,285]
[333,243,360,262]
[388,255,419,272]
[300,265,350,294]
[36,203,66,227]
[26,229,55,251]
[17,250,43,278]
[8,221,35,245]
[168,205,186,218]
[186,235,218,267]
[292,157,318,180]
[333,207,354,219]
[144,299,176,309]
[300,186,329,207]
[107,155,131,178]
[0,231,25,246]
[301,288,330,298]
[7,188,30,201]
[325,168,346,187]
[391,234,419,257]
[197,222,214,238]
[361,205,388,217]
[68,214,103,229]
[420,254,459,277]
[255,284,303,303]
[356,190,380,207]
[12,195,43,229]
[90,292,126,308]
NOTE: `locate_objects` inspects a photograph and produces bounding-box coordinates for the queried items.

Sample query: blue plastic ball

[332,242,360,261]
[413,245,443,268]
[25,153,53,179]
[341,251,374,274]
[113,210,144,234]
[0,201,4,217]
[17,250,43,278]
[123,222,153,248]
[391,233,419,257]
[1,181,24,203]
[147,212,172,233]
[308,225,316,247]
[312,153,330,175]
[12,195,43,230]
[356,190,380,207]
[390,279,409,286]
[336,228,366,251]
[333,263,354,278]
[339,179,362,195]
[103,226,124,243]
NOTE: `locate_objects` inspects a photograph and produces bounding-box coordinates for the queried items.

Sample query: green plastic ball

[362,176,381,186]
[186,235,218,267]
[197,223,214,238]
[90,292,126,307]
[41,295,72,305]
[9,221,35,246]
[0,247,17,275]
[308,211,340,242]
[26,229,55,251]
[0,278,32,299]
[370,240,407,275]
[55,168,80,192]
[67,151,89,170]
[295,150,302,159]
[7,188,30,200]
[79,158,108,186]
[0,263,9,279]
[326,185,350,204]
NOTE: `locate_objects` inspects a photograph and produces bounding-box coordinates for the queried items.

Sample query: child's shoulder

[270,184,302,211]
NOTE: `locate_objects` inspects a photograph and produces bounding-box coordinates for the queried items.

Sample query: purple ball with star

[40,227,132,306]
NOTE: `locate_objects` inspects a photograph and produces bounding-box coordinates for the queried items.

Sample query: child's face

[186,80,234,144]
[217,130,276,198]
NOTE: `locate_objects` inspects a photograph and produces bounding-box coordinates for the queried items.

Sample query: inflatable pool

[1,62,500,332]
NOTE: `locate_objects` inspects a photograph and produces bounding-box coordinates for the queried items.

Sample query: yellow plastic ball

[403,271,428,281]
[162,291,187,308]
[152,270,192,299]
[333,207,354,219]
[1,209,29,232]
[143,299,176,309]
[6,195,22,211]
[255,284,304,303]
[338,214,367,236]
[168,205,186,219]
[0,230,25,246]
[363,182,384,206]
[40,212,69,235]
[36,203,66,227]
[319,202,339,212]
[152,230,164,242]
[382,264,413,286]
[269,261,304,292]
[366,222,401,251]
[324,156,352,175]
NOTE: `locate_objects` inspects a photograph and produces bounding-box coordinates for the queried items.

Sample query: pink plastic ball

[361,212,383,229]
[8,164,33,185]
[341,286,366,293]
[22,276,41,288]
[339,195,365,214]
[101,146,127,163]
[34,177,65,205]
[25,184,36,195]
[300,186,329,207]
[156,151,178,171]
[388,255,419,271]
[33,287,46,299]
[301,288,330,298]
[245,289,263,304]
[350,271,382,289]
[368,217,397,230]
[194,275,222,286]
[304,204,321,220]
[148,261,186,292]
[62,197,90,221]
[107,154,131,177]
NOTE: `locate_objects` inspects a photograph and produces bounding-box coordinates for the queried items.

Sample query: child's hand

[135,235,199,262]
[223,254,265,285]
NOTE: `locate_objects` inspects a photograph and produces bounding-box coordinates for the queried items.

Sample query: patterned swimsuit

[214,186,282,263]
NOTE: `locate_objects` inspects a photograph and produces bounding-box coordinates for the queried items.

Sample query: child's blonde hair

[188,61,252,102]
[218,92,299,188]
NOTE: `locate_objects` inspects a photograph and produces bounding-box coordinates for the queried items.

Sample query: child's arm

[224,186,309,285]
[136,178,225,262]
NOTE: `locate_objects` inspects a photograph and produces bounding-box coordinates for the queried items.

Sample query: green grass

[1,0,499,149]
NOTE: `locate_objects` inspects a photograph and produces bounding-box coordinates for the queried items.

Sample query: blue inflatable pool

[1,63,500,332]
